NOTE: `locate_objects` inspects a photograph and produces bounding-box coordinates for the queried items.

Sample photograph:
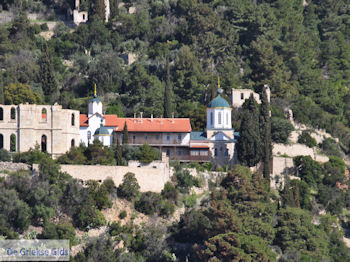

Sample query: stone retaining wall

[0,162,30,172]
[59,163,170,193]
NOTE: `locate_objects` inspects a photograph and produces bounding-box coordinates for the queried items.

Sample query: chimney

[171,112,174,123]
[160,115,163,124]
[139,112,143,123]
[151,114,153,122]
[133,112,136,123]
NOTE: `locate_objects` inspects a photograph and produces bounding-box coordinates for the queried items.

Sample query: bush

[40,23,49,31]
[320,138,342,157]
[271,117,294,143]
[73,203,106,230]
[134,192,162,215]
[13,147,49,165]
[173,167,201,193]
[136,144,160,164]
[0,149,11,161]
[117,172,140,201]
[298,131,317,148]
[159,200,175,217]
[161,182,178,203]
[119,210,127,219]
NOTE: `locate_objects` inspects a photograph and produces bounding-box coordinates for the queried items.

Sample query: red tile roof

[80,114,118,127]
[80,115,191,133]
[114,118,191,133]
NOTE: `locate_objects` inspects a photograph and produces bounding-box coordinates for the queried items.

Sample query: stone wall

[0,162,30,172]
[59,163,170,193]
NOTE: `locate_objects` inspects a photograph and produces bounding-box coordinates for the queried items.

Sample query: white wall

[206,108,232,130]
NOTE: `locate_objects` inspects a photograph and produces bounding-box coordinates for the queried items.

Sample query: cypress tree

[39,44,57,101]
[236,94,262,167]
[122,123,129,145]
[116,138,122,165]
[95,0,106,20]
[164,58,172,118]
[260,87,272,181]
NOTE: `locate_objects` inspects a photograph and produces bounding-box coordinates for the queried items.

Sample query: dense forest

[2,0,350,261]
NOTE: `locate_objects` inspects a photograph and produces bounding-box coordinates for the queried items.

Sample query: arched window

[10,108,16,120]
[218,112,222,125]
[10,134,16,152]
[226,113,228,125]
[214,148,218,156]
[42,108,47,121]
[225,149,229,157]
[0,107,3,121]
[210,112,213,126]
[41,135,47,152]
[71,139,75,147]
[0,134,3,149]
[71,114,75,126]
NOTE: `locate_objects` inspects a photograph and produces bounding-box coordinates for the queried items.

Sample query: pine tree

[39,44,57,101]
[164,58,172,118]
[260,87,272,181]
[116,138,122,165]
[236,95,262,167]
[95,0,106,21]
[122,123,129,145]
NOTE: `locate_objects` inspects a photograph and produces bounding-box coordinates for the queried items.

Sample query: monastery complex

[0,86,269,166]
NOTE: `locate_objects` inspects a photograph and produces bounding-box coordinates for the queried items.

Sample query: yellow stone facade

[0,103,80,157]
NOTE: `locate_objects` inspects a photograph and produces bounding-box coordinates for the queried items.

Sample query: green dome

[208,95,230,108]
[90,95,101,103]
[94,126,110,136]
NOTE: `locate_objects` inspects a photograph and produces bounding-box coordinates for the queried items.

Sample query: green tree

[117,172,140,201]
[136,144,160,164]
[163,58,172,118]
[122,123,129,145]
[237,95,262,167]
[260,87,272,180]
[271,117,294,144]
[4,83,42,105]
[39,44,57,101]
[115,138,123,165]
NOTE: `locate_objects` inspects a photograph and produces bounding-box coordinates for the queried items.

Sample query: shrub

[159,200,175,218]
[174,168,201,193]
[40,23,49,31]
[271,117,294,143]
[117,172,140,201]
[134,192,162,215]
[73,203,106,230]
[119,210,127,219]
[136,144,160,164]
[320,138,342,157]
[161,182,178,203]
[298,131,317,148]
[0,149,11,161]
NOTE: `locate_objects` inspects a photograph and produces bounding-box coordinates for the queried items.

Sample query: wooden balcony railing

[170,155,210,162]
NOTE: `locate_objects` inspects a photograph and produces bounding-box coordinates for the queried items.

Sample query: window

[214,148,218,156]
[167,135,170,141]
[191,150,199,156]
[226,113,228,125]
[0,134,3,149]
[0,107,3,121]
[200,150,208,156]
[177,149,182,156]
[144,135,148,140]
[156,135,159,140]
[71,114,75,126]
[178,135,181,140]
[166,149,170,156]
[42,108,47,121]
[10,134,16,152]
[41,135,47,152]
[241,93,244,100]
[87,131,91,140]
[83,14,85,20]
[210,112,213,126]
[10,108,15,120]
[218,112,222,125]
[71,139,75,147]
[225,149,229,157]
[133,135,136,143]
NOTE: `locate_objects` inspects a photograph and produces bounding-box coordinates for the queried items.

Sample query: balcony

[129,138,187,146]
[170,155,210,162]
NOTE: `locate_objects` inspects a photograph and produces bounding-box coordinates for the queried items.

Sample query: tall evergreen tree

[122,123,129,145]
[116,138,122,165]
[164,58,172,118]
[260,87,272,181]
[39,44,57,101]
[94,0,106,21]
[236,95,262,167]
